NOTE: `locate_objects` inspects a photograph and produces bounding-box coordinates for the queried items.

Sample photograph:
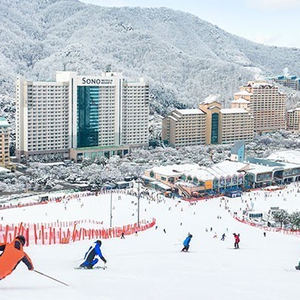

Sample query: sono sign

[79,77,114,85]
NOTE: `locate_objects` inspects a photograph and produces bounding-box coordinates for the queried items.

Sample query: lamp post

[109,185,113,228]
[136,178,143,227]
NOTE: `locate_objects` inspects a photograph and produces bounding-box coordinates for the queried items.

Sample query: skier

[79,240,107,269]
[221,233,226,241]
[0,235,34,280]
[233,233,240,249]
[295,258,300,270]
[181,233,193,252]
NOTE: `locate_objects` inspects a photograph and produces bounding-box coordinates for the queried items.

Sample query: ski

[74,266,107,270]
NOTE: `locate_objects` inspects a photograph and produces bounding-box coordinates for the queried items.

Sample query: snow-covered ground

[1,184,300,300]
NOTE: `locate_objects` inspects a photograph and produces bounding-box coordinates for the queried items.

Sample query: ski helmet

[16,235,26,246]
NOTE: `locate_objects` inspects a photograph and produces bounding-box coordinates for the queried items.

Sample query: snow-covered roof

[287,107,300,112]
[150,164,199,177]
[220,108,248,114]
[208,161,248,178]
[247,81,274,88]
[169,116,177,122]
[246,157,300,175]
[151,181,172,190]
[267,150,300,165]
[150,161,248,181]
[201,95,220,104]
[176,109,204,115]
[231,98,250,104]
[234,90,253,96]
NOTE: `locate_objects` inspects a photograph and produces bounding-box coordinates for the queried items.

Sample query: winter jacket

[183,235,192,247]
[234,234,240,243]
[0,238,34,280]
[84,242,107,264]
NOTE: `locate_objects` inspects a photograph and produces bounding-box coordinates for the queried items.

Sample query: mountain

[1,0,300,121]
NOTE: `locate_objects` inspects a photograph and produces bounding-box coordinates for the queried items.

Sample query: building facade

[287,108,300,132]
[162,100,254,147]
[0,117,10,167]
[269,75,300,91]
[234,81,286,133]
[16,71,149,161]
[219,108,254,144]
[162,109,206,147]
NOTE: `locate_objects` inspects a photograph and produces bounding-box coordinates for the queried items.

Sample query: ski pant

[80,258,99,269]
[181,245,190,252]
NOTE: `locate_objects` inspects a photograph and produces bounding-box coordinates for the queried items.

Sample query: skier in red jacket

[0,235,34,280]
[233,233,240,249]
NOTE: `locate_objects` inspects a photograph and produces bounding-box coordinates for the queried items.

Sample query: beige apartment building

[234,81,286,133]
[162,100,254,147]
[162,109,206,147]
[0,117,10,167]
[287,108,300,131]
[220,108,254,144]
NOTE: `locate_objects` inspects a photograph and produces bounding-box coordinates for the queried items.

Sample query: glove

[29,266,34,271]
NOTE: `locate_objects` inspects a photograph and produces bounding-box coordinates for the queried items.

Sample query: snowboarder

[0,235,34,280]
[233,233,240,249]
[181,233,193,252]
[79,240,107,269]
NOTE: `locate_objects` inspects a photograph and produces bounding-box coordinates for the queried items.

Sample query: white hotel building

[16,71,149,161]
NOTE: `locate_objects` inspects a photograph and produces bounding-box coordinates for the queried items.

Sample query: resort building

[287,108,300,132]
[162,99,254,147]
[161,109,206,147]
[234,81,286,133]
[0,117,10,167]
[144,150,300,197]
[16,71,149,161]
[269,75,300,91]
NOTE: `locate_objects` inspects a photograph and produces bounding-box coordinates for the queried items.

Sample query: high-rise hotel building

[234,81,286,133]
[16,72,149,161]
[0,117,10,167]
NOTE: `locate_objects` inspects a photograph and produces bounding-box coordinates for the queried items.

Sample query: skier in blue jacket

[181,233,193,252]
[79,240,107,269]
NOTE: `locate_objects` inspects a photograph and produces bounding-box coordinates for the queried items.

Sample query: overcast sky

[79,0,300,49]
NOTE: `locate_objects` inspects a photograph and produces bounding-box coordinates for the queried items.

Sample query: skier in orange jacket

[0,235,34,280]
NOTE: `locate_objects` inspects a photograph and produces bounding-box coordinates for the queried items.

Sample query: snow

[267,149,300,164]
[231,98,250,104]
[176,109,204,115]
[220,108,248,114]
[1,184,300,299]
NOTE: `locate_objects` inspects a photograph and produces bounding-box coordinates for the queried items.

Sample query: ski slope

[1,184,300,300]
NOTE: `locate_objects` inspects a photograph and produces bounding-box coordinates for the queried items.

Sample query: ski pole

[73,258,83,262]
[34,270,69,287]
